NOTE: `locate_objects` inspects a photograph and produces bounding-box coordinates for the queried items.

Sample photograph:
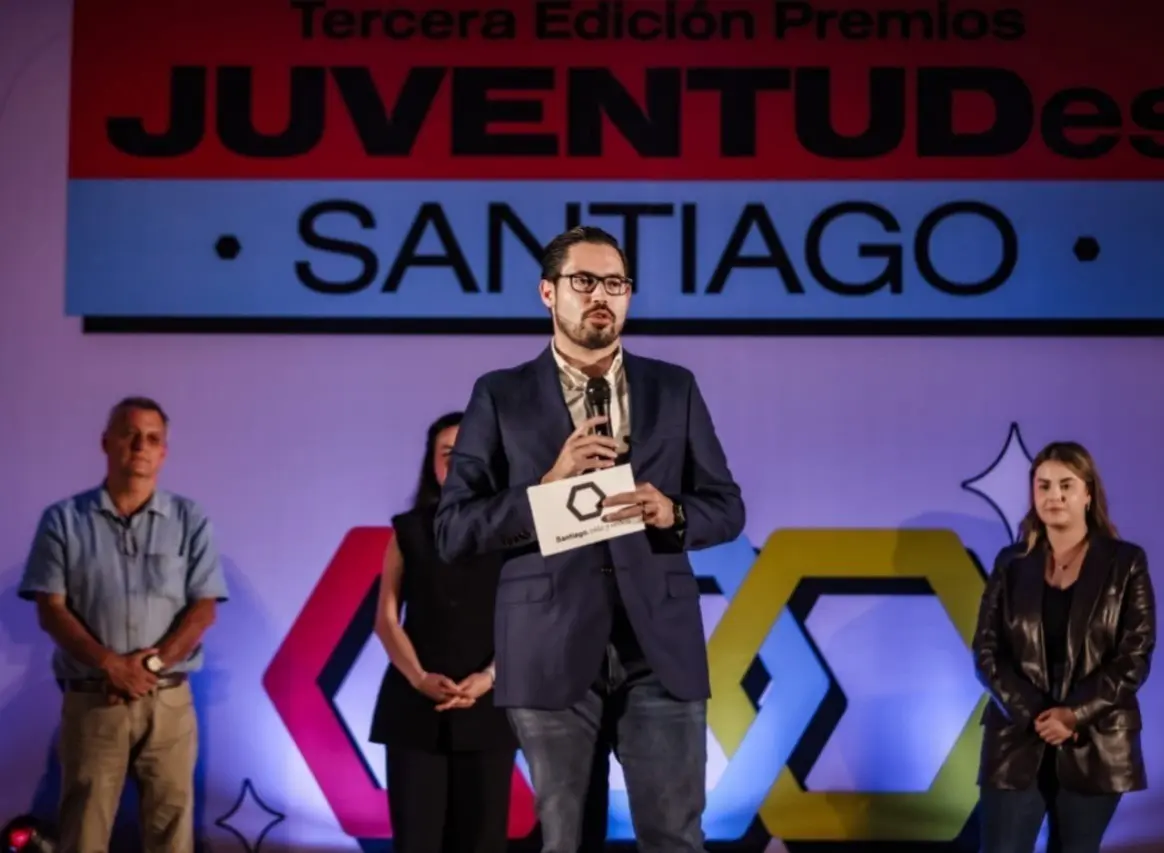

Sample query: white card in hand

[526,463,645,557]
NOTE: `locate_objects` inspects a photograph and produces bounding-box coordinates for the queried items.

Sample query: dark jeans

[580,746,610,852]
[508,642,707,853]
[979,754,1121,853]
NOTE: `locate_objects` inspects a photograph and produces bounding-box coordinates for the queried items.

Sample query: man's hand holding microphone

[540,415,676,530]
[540,416,619,483]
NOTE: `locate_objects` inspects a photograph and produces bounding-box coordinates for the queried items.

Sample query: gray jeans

[508,642,707,853]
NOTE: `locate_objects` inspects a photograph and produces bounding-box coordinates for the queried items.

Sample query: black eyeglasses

[559,272,633,296]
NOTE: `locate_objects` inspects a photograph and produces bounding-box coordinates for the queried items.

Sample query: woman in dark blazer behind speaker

[973,441,1156,853]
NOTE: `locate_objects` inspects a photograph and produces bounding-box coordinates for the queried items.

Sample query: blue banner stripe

[65,180,1163,320]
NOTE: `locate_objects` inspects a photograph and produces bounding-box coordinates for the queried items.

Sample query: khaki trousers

[57,681,198,853]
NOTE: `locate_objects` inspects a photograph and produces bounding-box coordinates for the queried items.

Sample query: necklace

[1051,537,1087,575]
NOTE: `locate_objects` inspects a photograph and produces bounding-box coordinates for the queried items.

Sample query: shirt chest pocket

[145,554,187,602]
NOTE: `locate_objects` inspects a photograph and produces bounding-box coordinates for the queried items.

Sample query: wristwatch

[143,654,165,674]
[671,499,686,532]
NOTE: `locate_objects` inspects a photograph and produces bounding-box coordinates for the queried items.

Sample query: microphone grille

[585,377,611,404]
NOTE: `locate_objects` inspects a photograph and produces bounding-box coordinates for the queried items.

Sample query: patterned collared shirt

[549,341,631,457]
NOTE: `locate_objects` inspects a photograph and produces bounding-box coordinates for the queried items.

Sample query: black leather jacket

[972,535,1156,793]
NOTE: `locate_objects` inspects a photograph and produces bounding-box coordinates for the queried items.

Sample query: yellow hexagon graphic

[707,528,989,842]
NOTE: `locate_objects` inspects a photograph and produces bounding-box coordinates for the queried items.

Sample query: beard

[557,306,621,349]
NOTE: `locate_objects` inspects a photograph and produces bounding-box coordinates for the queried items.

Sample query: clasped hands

[415,670,495,711]
[100,647,162,704]
[542,415,675,529]
[1034,706,1078,745]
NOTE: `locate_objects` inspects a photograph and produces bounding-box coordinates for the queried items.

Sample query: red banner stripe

[69,0,1164,180]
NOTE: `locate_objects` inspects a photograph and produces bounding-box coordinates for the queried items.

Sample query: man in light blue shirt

[20,396,228,853]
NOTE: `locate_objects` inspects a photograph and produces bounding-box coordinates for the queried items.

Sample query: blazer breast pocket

[145,554,187,602]
[630,429,685,487]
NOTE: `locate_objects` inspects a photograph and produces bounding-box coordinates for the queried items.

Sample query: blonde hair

[1018,441,1118,555]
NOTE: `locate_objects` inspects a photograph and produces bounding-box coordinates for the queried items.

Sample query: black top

[1042,581,1074,701]
[368,506,517,752]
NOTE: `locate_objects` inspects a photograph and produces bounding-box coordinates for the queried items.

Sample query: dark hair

[412,411,464,510]
[105,396,169,431]
[539,225,628,281]
[1018,441,1118,554]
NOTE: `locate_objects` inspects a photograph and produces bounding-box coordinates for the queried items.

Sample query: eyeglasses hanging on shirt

[107,516,139,558]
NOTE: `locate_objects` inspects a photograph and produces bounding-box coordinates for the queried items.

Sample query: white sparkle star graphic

[961,422,1034,543]
[215,778,285,853]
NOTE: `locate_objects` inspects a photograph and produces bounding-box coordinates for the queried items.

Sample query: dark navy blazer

[434,345,745,710]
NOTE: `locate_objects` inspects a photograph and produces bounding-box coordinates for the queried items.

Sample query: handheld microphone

[584,377,612,438]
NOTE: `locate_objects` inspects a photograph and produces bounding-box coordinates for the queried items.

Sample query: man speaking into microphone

[434,225,744,853]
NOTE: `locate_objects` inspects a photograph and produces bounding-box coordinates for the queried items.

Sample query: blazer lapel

[1062,536,1114,695]
[622,351,656,472]
[1012,546,1050,693]
[533,345,575,453]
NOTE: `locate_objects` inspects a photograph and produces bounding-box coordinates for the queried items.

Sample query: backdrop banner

[65,0,1164,332]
